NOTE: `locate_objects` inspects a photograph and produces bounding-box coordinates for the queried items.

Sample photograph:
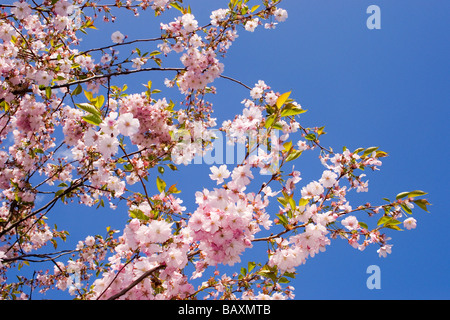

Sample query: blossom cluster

[0,0,428,301]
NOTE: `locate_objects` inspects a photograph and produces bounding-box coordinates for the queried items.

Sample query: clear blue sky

[25,0,449,299]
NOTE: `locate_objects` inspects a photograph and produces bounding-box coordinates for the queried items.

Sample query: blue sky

[18,0,449,299]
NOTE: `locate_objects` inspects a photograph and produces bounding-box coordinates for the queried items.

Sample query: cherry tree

[0,0,430,300]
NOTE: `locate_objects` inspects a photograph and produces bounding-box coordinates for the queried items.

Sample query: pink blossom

[377,244,393,258]
[209,164,231,185]
[147,220,173,243]
[274,8,288,22]
[181,13,198,33]
[117,112,140,136]
[111,31,124,44]
[11,2,32,20]
[403,217,417,230]
[341,215,359,231]
[301,181,324,199]
[319,170,338,188]
[98,135,119,159]
[231,165,254,187]
[54,0,74,16]
[245,18,259,32]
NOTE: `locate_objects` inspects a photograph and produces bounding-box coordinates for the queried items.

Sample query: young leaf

[395,191,410,200]
[264,114,276,129]
[76,103,102,117]
[401,203,413,215]
[156,176,166,193]
[286,150,302,162]
[396,190,428,200]
[358,221,369,230]
[45,87,52,99]
[94,95,105,109]
[248,261,256,273]
[250,5,260,12]
[362,146,379,157]
[82,114,102,126]
[377,216,391,226]
[276,91,291,109]
[407,190,428,198]
[72,84,82,96]
[414,199,431,212]
[298,198,308,207]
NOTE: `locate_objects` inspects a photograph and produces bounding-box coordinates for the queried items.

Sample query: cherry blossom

[404,217,417,230]
[209,165,231,185]
[11,1,32,20]
[111,31,125,44]
[245,18,259,32]
[0,0,429,301]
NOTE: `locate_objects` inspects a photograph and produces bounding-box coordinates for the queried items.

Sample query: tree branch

[11,67,185,96]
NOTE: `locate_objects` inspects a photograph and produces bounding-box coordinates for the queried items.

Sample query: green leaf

[401,203,413,215]
[280,105,306,117]
[378,216,402,229]
[414,199,431,212]
[250,4,260,12]
[256,265,278,282]
[385,224,402,231]
[276,91,291,109]
[129,209,148,221]
[305,133,316,141]
[72,84,82,96]
[167,164,178,171]
[248,261,256,273]
[283,141,293,153]
[317,126,326,136]
[272,122,284,130]
[396,190,428,200]
[298,198,308,207]
[407,190,428,198]
[377,216,391,226]
[278,277,290,284]
[283,272,296,279]
[362,146,379,157]
[276,213,289,226]
[93,95,105,109]
[170,2,185,12]
[358,221,369,230]
[288,196,296,210]
[82,114,102,126]
[76,103,101,117]
[395,191,410,200]
[277,196,288,206]
[45,87,52,99]
[264,114,276,129]
[156,176,166,193]
[286,150,302,162]
[84,90,93,102]
[0,100,10,111]
[55,189,65,197]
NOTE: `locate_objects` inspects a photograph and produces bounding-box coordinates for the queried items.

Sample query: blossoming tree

[0,0,430,300]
